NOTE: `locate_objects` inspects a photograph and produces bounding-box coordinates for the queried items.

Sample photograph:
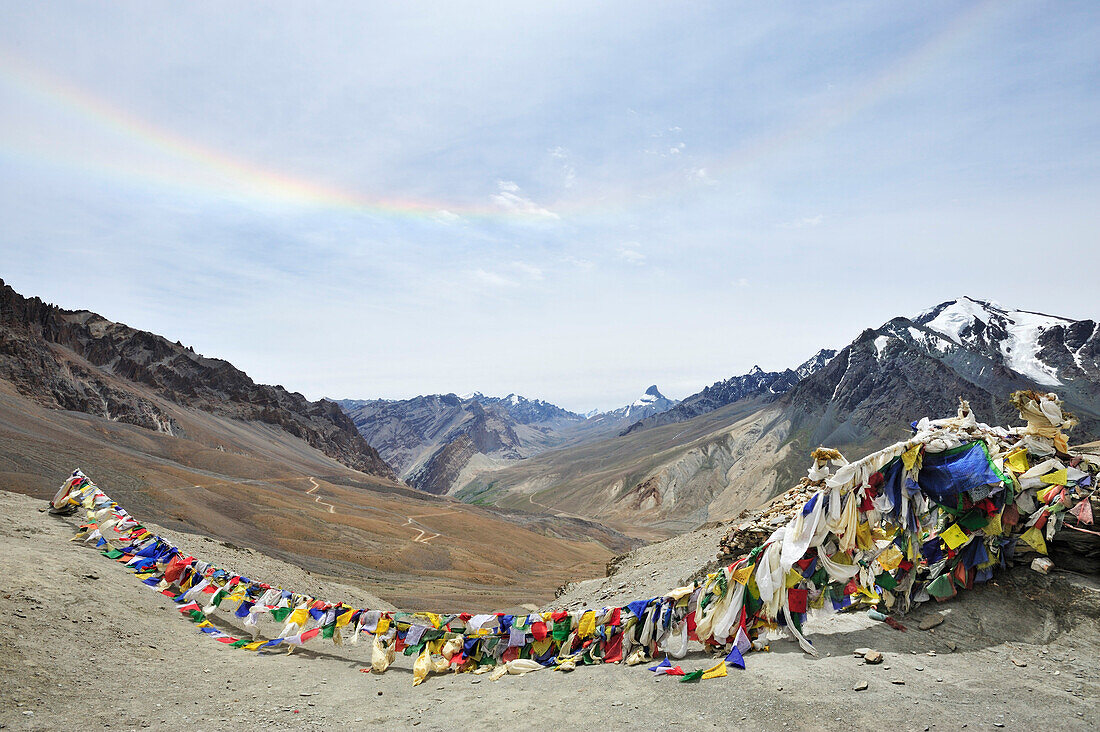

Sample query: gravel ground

[2,490,1098,731]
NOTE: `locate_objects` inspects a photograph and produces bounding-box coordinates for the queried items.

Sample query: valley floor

[2,490,1097,731]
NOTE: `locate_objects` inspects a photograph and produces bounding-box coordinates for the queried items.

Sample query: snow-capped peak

[632,385,666,406]
[913,297,1074,386]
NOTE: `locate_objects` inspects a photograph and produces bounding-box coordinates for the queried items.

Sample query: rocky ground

[2,489,1098,731]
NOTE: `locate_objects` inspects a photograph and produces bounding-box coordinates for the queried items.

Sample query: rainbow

[0,1,1003,221]
[0,48,509,222]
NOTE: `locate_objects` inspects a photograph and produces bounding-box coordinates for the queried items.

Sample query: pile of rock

[716,480,820,563]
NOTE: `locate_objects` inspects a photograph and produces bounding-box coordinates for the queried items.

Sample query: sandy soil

[2,490,1098,731]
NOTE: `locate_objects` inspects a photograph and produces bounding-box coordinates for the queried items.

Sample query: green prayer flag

[926,573,956,600]
[270,607,291,623]
[875,572,898,591]
[958,509,988,531]
[680,670,704,683]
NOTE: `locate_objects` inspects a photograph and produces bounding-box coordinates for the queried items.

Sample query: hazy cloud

[617,244,646,265]
[490,180,559,218]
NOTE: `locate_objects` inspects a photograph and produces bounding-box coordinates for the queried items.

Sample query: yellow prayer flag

[731,563,755,585]
[1040,469,1068,486]
[784,569,802,589]
[829,551,853,566]
[702,660,728,680]
[578,610,596,639]
[1019,526,1048,555]
[375,617,390,635]
[1005,449,1030,474]
[984,513,1003,537]
[877,545,904,572]
[336,609,355,628]
[856,521,874,551]
[901,445,922,471]
[242,641,266,651]
[855,585,881,603]
[287,608,309,627]
[939,523,968,550]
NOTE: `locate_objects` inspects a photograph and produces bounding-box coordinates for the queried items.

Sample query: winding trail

[526,491,589,522]
[305,476,335,514]
[402,510,456,544]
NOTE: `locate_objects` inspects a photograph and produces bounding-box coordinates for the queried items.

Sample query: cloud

[691,167,718,186]
[617,244,646,265]
[471,268,518,288]
[734,277,750,287]
[432,209,464,224]
[549,147,577,189]
[511,261,544,280]
[491,180,559,219]
[470,261,543,289]
[780,214,825,229]
[564,255,594,271]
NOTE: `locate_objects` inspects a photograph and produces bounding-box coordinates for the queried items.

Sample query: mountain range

[453,297,1100,536]
[0,278,634,608]
[3,275,1096,551]
[335,386,679,494]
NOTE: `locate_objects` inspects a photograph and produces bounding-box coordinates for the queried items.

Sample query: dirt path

[402,510,456,544]
[526,490,589,522]
[304,476,335,514]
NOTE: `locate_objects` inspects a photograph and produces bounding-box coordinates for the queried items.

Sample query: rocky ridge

[622,350,836,435]
[0,278,394,478]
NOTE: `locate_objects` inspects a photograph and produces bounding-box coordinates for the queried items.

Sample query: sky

[2,1,1098,412]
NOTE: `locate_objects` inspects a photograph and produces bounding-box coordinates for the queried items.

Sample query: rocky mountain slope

[622,351,835,435]
[338,387,679,496]
[768,297,1100,489]
[336,393,584,494]
[0,278,394,478]
[459,298,1100,536]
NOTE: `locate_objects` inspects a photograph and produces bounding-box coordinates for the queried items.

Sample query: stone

[1011,658,1028,668]
[892,679,906,685]
[854,681,868,691]
[1030,557,1054,574]
[854,647,872,657]
[863,651,884,664]
[919,612,945,631]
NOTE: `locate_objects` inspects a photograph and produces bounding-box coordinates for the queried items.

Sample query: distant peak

[748,365,763,375]
[644,385,662,397]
